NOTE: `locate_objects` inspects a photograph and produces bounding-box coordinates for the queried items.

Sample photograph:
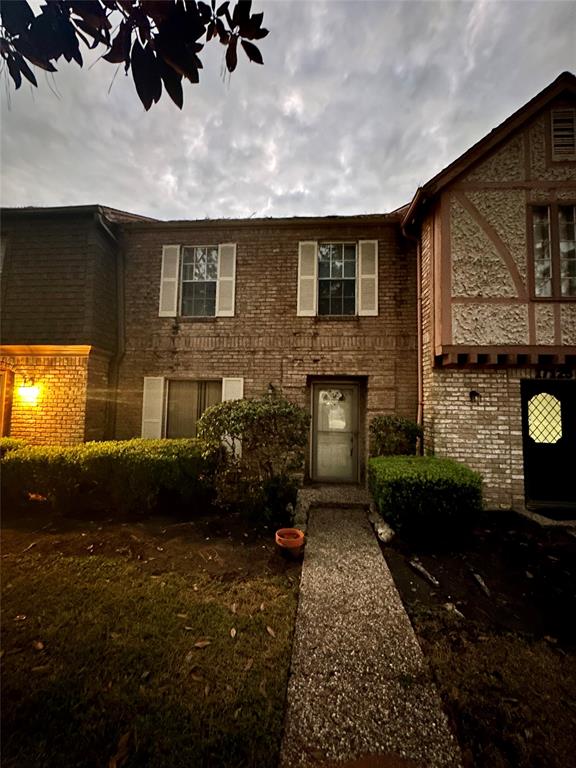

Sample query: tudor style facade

[404,71,576,512]
[1,72,575,511]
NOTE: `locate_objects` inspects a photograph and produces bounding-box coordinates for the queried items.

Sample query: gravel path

[280,507,462,768]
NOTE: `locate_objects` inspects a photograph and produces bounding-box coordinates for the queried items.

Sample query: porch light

[18,380,41,405]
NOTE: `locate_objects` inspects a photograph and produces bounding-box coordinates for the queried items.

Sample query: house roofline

[402,70,576,232]
[1,205,156,223]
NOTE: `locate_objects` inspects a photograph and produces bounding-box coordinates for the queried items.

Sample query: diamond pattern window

[528,393,562,444]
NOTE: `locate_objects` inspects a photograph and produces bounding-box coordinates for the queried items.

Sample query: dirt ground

[0,500,296,580]
[384,510,576,768]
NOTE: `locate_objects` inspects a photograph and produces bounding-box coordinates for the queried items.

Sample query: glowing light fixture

[18,380,40,405]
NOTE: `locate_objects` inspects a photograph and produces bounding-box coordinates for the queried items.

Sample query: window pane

[206,248,219,280]
[318,257,330,278]
[343,297,355,315]
[318,297,330,315]
[535,260,551,280]
[561,277,576,296]
[166,381,199,438]
[343,260,356,278]
[331,256,343,278]
[343,280,356,298]
[167,380,222,438]
[561,258,576,277]
[535,278,552,297]
[344,244,356,261]
[329,280,343,298]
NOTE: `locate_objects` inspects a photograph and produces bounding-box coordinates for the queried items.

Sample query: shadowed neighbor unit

[1,72,575,514]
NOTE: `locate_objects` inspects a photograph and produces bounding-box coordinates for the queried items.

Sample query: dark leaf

[13,50,37,86]
[239,12,268,40]
[13,37,57,72]
[197,2,212,23]
[215,18,229,44]
[240,39,262,64]
[72,17,108,48]
[158,57,183,109]
[131,38,162,111]
[102,21,132,65]
[69,2,111,31]
[216,2,230,17]
[225,34,237,72]
[0,0,34,36]
[0,37,10,55]
[206,21,216,42]
[6,56,23,90]
[141,1,174,23]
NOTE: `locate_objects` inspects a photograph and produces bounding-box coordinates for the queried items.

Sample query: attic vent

[551,108,576,160]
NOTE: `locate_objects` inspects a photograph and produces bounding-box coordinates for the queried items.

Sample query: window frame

[179,245,219,318]
[528,202,576,301]
[317,241,358,317]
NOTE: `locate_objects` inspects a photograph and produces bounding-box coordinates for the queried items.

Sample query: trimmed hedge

[1,439,214,517]
[0,438,27,458]
[368,456,483,542]
[369,415,423,456]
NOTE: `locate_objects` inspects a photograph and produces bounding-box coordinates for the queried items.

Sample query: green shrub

[369,415,423,456]
[0,438,27,458]
[1,439,214,517]
[368,455,482,543]
[197,396,309,523]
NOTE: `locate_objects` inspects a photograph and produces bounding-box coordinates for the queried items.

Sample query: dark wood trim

[434,344,576,368]
[455,191,527,298]
[0,369,14,437]
[433,206,442,352]
[453,180,576,190]
[440,193,452,344]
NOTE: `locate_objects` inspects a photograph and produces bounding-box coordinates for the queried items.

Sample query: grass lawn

[1,506,300,768]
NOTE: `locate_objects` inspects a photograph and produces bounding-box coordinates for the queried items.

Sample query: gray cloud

[1,0,574,220]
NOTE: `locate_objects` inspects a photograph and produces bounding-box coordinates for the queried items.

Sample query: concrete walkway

[280,507,462,768]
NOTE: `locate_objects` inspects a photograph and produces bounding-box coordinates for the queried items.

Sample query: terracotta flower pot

[275,528,305,558]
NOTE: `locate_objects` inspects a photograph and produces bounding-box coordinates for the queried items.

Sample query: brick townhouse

[1,72,575,512]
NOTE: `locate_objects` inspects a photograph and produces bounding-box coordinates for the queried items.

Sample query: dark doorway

[521,379,576,515]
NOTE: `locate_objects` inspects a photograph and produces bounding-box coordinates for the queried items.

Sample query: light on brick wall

[18,379,41,406]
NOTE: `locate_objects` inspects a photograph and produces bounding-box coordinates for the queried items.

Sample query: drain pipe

[401,212,424,454]
[95,210,125,438]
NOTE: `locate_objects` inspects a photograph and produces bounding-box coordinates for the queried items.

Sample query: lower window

[166,380,222,438]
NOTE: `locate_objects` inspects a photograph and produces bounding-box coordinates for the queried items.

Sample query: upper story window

[158,243,236,318]
[532,204,576,298]
[318,243,356,316]
[181,246,218,317]
[551,108,576,161]
[297,240,378,317]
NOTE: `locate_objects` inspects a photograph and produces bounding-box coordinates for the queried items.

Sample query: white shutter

[358,240,378,316]
[159,245,181,317]
[297,241,318,316]
[222,377,244,401]
[216,243,236,317]
[221,377,243,457]
[141,377,165,438]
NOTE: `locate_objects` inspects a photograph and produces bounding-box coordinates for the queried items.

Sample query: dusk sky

[1,0,575,221]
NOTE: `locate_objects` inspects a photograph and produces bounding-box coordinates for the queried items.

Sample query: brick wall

[1,353,88,445]
[0,212,118,353]
[116,218,419,475]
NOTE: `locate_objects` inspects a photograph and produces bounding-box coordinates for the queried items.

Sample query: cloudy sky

[1,0,574,221]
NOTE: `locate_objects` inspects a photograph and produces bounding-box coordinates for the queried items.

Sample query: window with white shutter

[551,108,576,161]
[158,243,236,318]
[142,377,243,438]
[298,240,378,316]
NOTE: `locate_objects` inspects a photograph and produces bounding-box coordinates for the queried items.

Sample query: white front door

[312,383,359,482]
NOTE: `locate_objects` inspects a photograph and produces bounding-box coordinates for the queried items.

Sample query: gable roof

[402,71,576,233]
